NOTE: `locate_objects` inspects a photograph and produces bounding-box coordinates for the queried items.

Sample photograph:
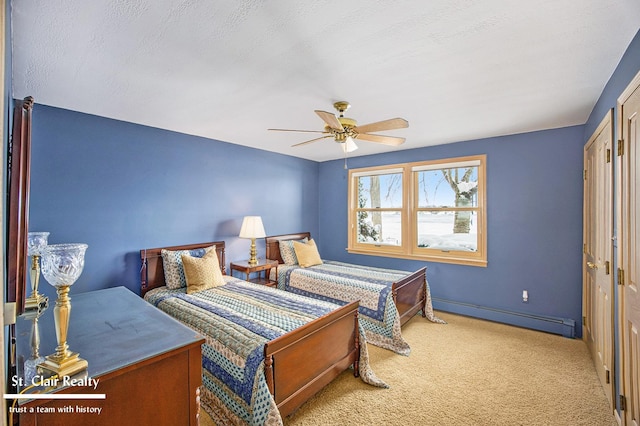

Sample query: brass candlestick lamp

[25,232,50,311]
[38,243,89,378]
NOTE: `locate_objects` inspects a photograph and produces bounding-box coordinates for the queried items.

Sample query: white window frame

[347,155,487,267]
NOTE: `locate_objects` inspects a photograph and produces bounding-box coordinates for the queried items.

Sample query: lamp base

[38,351,88,378]
[24,293,49,312]
[248,237,258,266]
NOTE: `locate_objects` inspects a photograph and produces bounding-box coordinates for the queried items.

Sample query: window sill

[346,248,488,267]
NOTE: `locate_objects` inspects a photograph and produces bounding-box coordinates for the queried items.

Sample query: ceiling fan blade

[353,118,408,134]
[291,135,333,148]
[315,110,344,131]
[268,128,328,134]
[355,133,406,146]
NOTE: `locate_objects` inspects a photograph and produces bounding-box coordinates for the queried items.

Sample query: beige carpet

[201,311,616,426]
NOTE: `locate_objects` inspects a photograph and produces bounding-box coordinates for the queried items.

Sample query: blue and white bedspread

[145,277,386,426]
[276,261,445,356]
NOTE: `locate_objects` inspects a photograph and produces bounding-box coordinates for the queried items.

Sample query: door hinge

[606,148,611,163]
[583,169,587,180]
[619,394,626,411]
[618,139,624,156]
[583,243,587,254]
[605,260,610,275]
[617,268,625,285]
[582,316,586,326]
[605,369,610,384]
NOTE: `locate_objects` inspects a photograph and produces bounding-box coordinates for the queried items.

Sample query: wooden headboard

[140,241,226,297]
[265,232,311,264]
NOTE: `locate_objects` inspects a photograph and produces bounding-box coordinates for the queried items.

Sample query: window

[348,155,486,266]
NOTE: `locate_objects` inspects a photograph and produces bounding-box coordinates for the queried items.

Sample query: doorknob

[587,261,598,270]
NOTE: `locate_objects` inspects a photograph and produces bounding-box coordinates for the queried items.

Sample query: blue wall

[318,126,586,336]
[28,105,319,298]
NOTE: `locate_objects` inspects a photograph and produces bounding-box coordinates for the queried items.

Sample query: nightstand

[230,259,279,287]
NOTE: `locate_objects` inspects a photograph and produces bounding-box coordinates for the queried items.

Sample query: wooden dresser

[14,286,204,426]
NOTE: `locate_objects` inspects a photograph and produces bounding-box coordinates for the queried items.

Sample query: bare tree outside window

[442,168,478,234]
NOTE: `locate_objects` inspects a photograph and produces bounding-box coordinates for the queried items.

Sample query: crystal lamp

[38,243,89,377]
[25,232,50,311]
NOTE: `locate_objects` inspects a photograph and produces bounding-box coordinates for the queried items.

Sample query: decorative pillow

[279,237,308,265]
[182,249,225,294]
[161,245,215,289]
[292,239,323,268]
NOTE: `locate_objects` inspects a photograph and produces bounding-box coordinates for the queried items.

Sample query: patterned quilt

[144,277,386,426]
[276,261,445,356]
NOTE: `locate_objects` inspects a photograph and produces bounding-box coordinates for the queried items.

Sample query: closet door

[583,110,614,410]
[617,71,640,426]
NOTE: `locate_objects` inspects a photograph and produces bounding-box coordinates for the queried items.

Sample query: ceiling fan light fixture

[342,136,358,153]
[269,100,407,155]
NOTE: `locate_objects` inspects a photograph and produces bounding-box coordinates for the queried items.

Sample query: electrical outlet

[522,290,529,303]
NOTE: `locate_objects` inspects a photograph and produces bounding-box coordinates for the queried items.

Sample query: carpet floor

[201,311,616,426]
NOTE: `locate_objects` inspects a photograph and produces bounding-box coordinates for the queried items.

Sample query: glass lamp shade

[41,243,88,288]
[27,232,50,256]
[341,136,358,153]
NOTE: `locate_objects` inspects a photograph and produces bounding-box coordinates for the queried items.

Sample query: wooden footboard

[264,300,360,418]
[392,267,427,326]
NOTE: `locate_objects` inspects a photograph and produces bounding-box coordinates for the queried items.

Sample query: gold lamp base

[37,284,88,378]
[248,237,258,266]
[24,293,49,312]
[38,351,88,378]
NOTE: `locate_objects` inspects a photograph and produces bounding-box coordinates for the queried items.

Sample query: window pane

[357,173,403,208]
[417,211,477,252]
[357,211,402,246]
[417,166,478,208]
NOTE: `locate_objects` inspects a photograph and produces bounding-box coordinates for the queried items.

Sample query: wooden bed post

[353,311,360,377]
[140,250,148,296]
[264,353,275,394]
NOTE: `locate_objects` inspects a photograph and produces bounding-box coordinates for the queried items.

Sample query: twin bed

[140,241,385,425]
[265,232,445,355]
[139,234,443,424]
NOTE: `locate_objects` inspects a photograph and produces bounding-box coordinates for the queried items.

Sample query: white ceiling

[10,1,640,162]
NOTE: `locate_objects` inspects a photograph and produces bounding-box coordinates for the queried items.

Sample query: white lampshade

[239,216,266,239]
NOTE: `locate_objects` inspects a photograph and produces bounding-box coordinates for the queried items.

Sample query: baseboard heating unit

[432,298,576,338]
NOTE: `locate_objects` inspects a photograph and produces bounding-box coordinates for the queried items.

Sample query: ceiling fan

[268,101,409,153]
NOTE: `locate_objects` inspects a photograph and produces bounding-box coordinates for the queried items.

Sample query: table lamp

[38,243,89,377]
[239,216,266,266]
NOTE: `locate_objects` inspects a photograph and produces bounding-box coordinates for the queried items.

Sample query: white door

[617,70,640,426]
[583,110,614,409]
